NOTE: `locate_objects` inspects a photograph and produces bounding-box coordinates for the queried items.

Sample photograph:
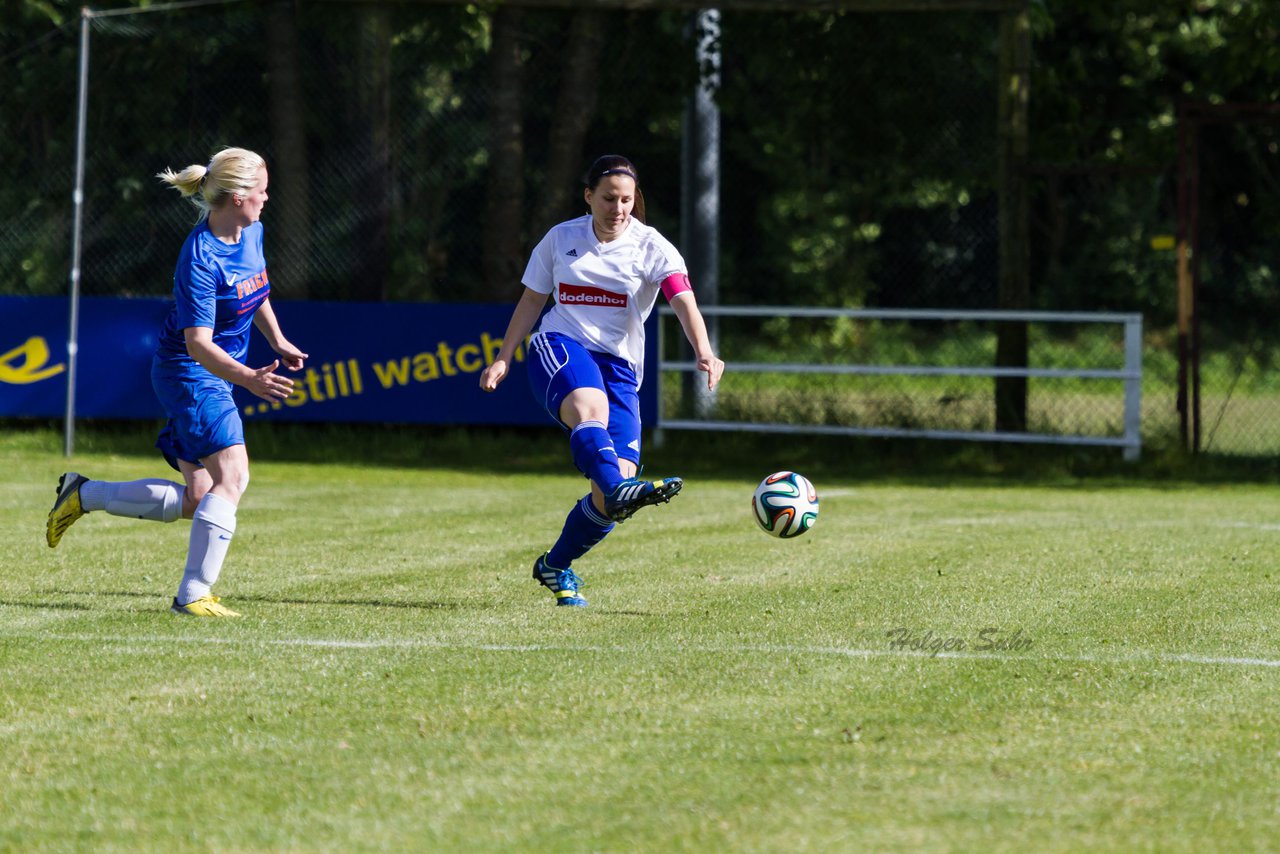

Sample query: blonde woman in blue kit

[481,154,725,607]
[46,147,307,617]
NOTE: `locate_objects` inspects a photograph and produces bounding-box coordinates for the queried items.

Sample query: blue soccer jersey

[155,220,271,366]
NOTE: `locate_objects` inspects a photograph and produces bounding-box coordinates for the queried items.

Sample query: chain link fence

[2,1,1276,455]
[1190,119,1280,456]
[1021,115,1280,456]
[3,2,1001,303]
[658,308,1148,456]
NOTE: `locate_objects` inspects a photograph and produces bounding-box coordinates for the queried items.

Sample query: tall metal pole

[1188,121,1203,454]
[994,6,1030,434]
[1174,103,1193,451]
[65,8,92,457]
[681,8,720,417]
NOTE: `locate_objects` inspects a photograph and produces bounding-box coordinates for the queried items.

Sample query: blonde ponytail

[157,146,265,219]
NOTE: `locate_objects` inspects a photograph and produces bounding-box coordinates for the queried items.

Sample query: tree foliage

[0,0,1276,337]
[1027,0,1280,330]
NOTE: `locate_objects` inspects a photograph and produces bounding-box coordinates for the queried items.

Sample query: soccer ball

[751,471,819,538]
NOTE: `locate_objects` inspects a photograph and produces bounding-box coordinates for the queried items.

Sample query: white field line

[904,517,1280,532]
[8,632,1280,670]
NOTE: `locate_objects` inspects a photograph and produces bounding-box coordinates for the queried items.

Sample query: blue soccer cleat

[603,476,683,523]
[532,553,588,607]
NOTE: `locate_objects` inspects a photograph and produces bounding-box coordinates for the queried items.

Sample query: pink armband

[661,273,693,301]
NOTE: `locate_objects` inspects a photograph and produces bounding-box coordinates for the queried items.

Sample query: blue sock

[547,494,615,569]
[569,420,624,493]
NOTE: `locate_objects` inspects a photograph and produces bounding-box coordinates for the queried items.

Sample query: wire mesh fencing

[3,2,1276,454]
[659,308,1147,459]
[5,3,1000,305]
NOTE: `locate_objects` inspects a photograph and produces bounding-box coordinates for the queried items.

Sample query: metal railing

[657,306,1143,460]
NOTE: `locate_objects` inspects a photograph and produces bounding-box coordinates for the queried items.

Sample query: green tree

[1027,0,1280,323]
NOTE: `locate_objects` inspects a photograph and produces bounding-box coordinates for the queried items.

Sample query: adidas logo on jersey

[566,248,578,256]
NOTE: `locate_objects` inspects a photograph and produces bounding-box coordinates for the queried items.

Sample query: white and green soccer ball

[751,471,819,538]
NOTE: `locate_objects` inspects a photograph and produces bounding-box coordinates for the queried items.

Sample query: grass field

[2,422,1279,852]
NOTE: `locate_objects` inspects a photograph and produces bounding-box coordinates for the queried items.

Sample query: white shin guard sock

[176,493,238,605]
[80,479,184,523]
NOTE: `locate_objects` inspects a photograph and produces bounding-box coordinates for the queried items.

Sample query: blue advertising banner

[0,296,658,427]
[1,296,169,419]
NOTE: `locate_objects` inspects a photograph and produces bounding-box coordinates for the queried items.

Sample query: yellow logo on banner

[0,336,66,384]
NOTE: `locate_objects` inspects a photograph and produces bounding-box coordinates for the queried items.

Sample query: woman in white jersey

[481,154,724,607]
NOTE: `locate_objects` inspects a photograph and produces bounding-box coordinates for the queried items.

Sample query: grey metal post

[681,8,720,418]
[65,8,92,457]
[1123,316,1143,462]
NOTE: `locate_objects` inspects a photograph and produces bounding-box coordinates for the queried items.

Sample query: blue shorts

[527,331,642,465]
[151,357,245,471]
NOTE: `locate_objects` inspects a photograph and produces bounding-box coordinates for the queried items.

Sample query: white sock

[80,479,184,523]
[176,493,237,605]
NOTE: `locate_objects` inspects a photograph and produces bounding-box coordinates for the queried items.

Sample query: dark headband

[597,167,637,182]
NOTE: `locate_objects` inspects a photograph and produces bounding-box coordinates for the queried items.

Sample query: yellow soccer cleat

[171,595,242,617]
[47,472,90,549]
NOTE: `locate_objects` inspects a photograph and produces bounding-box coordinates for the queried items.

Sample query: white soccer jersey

[523,214,687,386]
